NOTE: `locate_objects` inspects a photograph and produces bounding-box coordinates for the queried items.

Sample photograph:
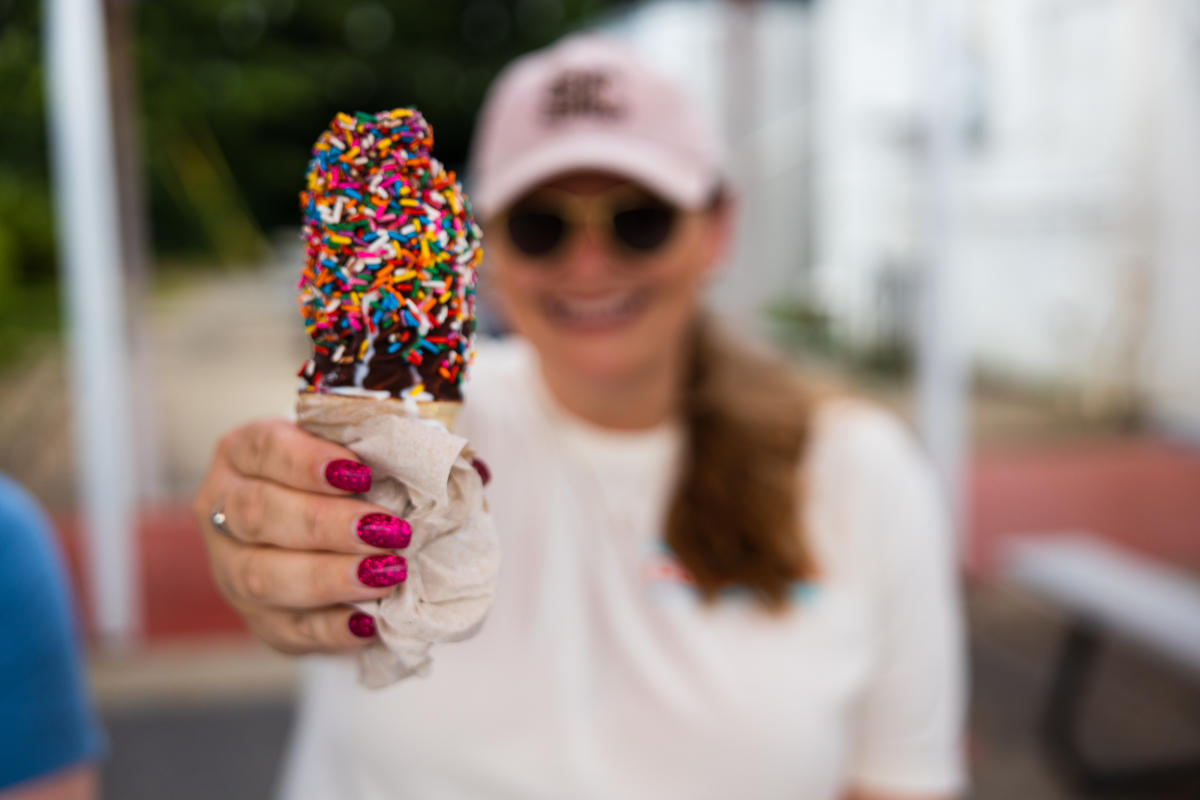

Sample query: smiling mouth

[542,291,650,332]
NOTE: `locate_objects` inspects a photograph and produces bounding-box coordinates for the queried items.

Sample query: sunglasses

[499,186,682,259]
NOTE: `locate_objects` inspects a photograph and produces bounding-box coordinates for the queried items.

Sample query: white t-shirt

[279,339,966,800]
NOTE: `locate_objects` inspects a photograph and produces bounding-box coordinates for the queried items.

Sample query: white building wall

[604,0,1200,434]
[811,0,923,344]
[1141,1,1200,435]
[812,0,1200,434]
[954,0,1149,386]
[813,0,1141,380]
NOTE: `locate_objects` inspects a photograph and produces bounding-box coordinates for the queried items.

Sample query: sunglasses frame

[496,185,692,260]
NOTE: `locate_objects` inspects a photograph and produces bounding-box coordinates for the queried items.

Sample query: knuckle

[218,422,254,469]
[291,610,321,648]
[276,440,300,484]
[299,496,325,550]
[229,480,266,543]
[262,419,299,478]
[247,417,302,484]
[215,430,235,463]
[236,551,273,604]
[249,422,275,477]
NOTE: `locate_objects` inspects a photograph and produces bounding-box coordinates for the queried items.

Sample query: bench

[1003,534,1200,796]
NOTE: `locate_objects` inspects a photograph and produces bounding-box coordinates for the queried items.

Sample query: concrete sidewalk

[89,586,1200,800]
[95,640,296,799]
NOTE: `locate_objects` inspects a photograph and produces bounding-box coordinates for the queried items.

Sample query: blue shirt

[0,475,104,789]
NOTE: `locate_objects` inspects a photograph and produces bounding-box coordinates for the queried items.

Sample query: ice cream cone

[289,109,495,686]
[296,393,460,436]
[296,108,481,402]
[416,400,461,432]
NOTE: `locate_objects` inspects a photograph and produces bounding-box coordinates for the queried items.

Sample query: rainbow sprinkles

[297,108,482,403]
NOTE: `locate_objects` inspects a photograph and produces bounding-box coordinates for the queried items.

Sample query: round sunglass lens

[506,209,565,257]
[612,205,676,252]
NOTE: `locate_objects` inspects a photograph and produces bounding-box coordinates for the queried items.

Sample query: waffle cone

[415,400,461,432]
[296,392,461,433]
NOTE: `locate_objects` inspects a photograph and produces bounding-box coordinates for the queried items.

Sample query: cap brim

[471,133,714,219]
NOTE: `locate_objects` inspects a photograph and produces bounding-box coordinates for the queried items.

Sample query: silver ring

[210,505,235,539]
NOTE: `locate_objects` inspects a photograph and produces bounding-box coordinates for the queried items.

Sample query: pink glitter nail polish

[326,459,371,493]
[348,612,376,638]
[357,513,412,549]
[358,554,407,587]
[471,457,491,486]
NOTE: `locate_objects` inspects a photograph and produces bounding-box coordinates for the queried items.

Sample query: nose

[560,221,616,279]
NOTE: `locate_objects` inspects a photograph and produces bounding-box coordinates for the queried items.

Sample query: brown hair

[664,318,828,609]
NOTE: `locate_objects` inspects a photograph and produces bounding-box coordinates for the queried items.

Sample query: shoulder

[0,476,104,790]
[802,397,950,570]
[0,475,63,594]
[0,472,53,533]
[806,396,930,484]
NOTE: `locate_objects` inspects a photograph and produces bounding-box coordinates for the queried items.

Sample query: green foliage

[766,296,833,353]
[0,0,613,268]
[0,0,615,362]
[135,0,611,255]
[768,295,914,380]
[0,1,55,288]
[0,282,60,369]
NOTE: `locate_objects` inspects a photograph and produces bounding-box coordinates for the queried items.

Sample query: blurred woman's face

[486,171,730,385]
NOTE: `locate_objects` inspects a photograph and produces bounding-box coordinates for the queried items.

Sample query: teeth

[564,295,627,315]
[549,292,642,327]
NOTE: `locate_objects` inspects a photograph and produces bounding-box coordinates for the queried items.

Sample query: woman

[193,35,964,799]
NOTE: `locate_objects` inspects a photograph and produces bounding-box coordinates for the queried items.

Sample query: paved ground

[3,257,1198,798]
[967,585,1200,800]
[102,699,293,800]
[87,584,1200,799]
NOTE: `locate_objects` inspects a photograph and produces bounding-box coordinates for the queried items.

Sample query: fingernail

[356,513,411,549]
[348,612,376,638]
[358,554,406,587]
[326,459,371,493]
[471,457,491,486]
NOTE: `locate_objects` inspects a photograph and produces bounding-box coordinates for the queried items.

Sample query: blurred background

[3,0,1199,797]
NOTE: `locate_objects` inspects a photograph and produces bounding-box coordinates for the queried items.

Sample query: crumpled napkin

[296,393,500,688]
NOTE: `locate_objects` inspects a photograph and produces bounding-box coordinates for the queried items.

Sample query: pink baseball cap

[469,34,725,219]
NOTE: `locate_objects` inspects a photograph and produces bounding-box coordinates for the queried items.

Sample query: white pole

[916,0,969,550]
[44,0,140,648]
[722,0,762,320]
